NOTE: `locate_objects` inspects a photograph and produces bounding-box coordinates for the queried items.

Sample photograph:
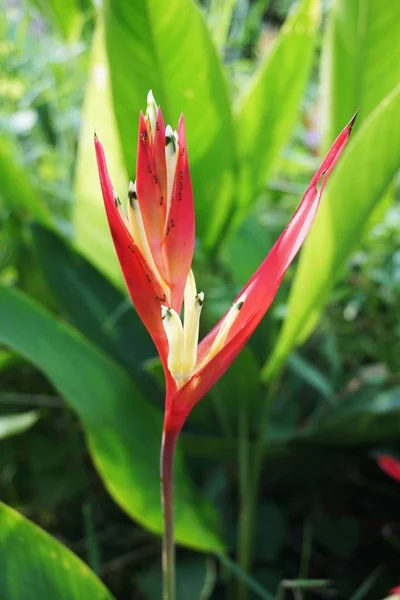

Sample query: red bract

[95,91,356,436]
[377,455,400,482]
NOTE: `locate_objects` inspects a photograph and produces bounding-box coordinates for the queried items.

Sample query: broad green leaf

[233,0,320,226]
[264,85,400,380]
[74,22,127,286]
[321,0,400,149]
[0,501,114,600]
[0,135,51,225]
[32,225,159,399]
[0,411,39,440]
[0,285,223,553]
[103,0,237,248]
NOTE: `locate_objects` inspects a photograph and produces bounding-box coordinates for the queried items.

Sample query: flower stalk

[160,429,179,600]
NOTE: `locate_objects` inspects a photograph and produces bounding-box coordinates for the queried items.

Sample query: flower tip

[128,180,137,201]
[348,110,359,133]
[147,89,156,105]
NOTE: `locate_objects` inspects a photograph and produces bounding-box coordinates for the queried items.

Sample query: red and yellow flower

[95,91,355,436]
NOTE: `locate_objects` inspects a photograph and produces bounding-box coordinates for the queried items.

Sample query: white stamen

[161,305,184,384]
[207,293,247,360]
[113,189,129,228]
[127,181,166,293]
[181,270,204,378]
[164,125,179,232]
[146,90,158,142]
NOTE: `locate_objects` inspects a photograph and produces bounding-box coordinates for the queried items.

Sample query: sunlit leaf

[0,135,51,225]
[0,285,224,552]
[30,0,84,39]
[0,502,114,600]
[74,22,127,286]
[321,0,400,149]
[233,0,320,227]
[264,85,400,380]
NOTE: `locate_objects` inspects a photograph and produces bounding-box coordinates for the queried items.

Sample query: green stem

[161,429,178,600]
[237,405,252,600]
[237,380,280,600]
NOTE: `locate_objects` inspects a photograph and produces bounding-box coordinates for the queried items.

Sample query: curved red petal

[136,112,167,279]
[95,135,168,363]
[197,114,356,364]
[377,455,400,483]
[162,115,195,312]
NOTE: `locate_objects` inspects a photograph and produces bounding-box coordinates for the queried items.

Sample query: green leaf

[206,0,237,51]
[0,135,51,225]
[30,0,84,40]
[74,22,127,286]
[0,411,39,441]
[287,352,334,400]
[103,0,237,248]
[321,0,400,149]
[0,285,223,553]
[264,85,400,380]
[32,225,158,398]
[0,501,114,600]
[233,0,320,226]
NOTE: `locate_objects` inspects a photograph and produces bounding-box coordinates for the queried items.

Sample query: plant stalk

[160,428,179,600]
[237,379,280,600]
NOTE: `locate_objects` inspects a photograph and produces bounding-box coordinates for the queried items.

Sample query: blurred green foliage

[0,0,399,599]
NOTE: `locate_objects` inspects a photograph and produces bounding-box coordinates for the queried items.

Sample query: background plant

[0,0,399,599]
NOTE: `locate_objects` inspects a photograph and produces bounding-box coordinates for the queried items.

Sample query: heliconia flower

[95,91,356,436]
[377,455,400,482]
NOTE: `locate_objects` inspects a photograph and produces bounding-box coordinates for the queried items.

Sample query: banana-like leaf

[0,285,223,553]
[233,0,320,227]
[264,85,400,380]
[321,0,400,149]
[0,501,114,600]
[32,225,159,400]
[74,22,127,286]
[102,0,237,248]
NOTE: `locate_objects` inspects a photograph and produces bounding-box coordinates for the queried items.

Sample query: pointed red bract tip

[348,110,359,133]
